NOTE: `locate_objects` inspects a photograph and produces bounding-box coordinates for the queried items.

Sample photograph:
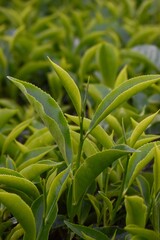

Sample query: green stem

[110,155,129,225]
[76,78,90,170]
[76,115,84,170]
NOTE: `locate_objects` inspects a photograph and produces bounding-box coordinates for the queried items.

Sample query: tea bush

[1,0,160,240]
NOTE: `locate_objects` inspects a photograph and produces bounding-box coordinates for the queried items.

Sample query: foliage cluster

[1,0,160,239]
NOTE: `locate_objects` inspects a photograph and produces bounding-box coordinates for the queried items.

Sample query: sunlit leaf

[65,221,109,240]
[9,77,73,164]
[88,75,160,134]
[48,58,82,117]
[73,147,135,205]
[0,192,36,240]
[125,195,147,227]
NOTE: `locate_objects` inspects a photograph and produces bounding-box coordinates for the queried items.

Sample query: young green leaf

[31,195,44,240]
[8,77,73,165]
[0,174,39,200]
[82,232,96,240]
[20,164,53,180]
[48,58,82,117]
[0,192,36,240]
[66,114,114,149]
[125,195,147,227]
[79,44,100,81]
[2,118,32,155]
[152,191,160,234]
[125,225,159,240]
[73,147,135,205]
[41,165,70,240]
[114,65,128,88]
[64,221,109,240]
[87,194,101,224]
[0,108,17,128]
[124,142,159,194]
[88,75,160,134]
[129,111,159,147]
[153,145,160,196]
[16,146,54,170]
[97,42,119,88]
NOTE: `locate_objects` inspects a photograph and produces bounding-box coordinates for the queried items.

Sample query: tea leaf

[31,195,44,239]
[152,191,160,234]
[16,61,50,79]
[79,44,100,80]
[73,147,135,205]
[136,175,151,206]
[127,27,160,47]
[48,58,82,117]
[0,174,39,200]
[97,42,119,88]
[0,109,17,128]
[88,75,160,134]
[153,145,160,196]
[0,192,36,240]
[64,221,109,240]
[9,77,73,164]
[124,142,158,193]
[45,165,71,225]
[125,195,147,227]
[20,164,53,180]
[66,114,114,149]
[125,225,159,240]
[17,146,54,170]
[87,194,101,224]
[114,65,128,88]
[129,111,159,147]
[2,118,32,155]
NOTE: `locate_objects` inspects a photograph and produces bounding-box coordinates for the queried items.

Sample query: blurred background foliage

[0,0,160,101]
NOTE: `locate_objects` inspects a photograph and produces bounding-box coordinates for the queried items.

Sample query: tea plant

[1,0,160,239]
[0,58,160,239]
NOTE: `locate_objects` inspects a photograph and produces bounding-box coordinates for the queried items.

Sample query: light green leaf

[82,232,96,240]
[88,75,160,134]
[0,109,18,128]
[45,165,71,224]
[64,221,109,240]
[66,114,114,149]
[129,111,159,147]
[9,77,73,164]
[0,192,36,240]
[0,174,39,200]
[79,44,100,81]
[73,147,135,205]
[16,61,50,79]
[20,164,53,180]
[125,224,159,240]
[114,65,128,88]
[16,146,54,170]
[127,27,160,47]
[136,175,151,206]
[97,42,119,88]
[124,142,158,194]
[99,191,113,218]
[125,196,147,227]
[87,194,101,224]
[71,130,98,157]
[31,195,44,239]
[48,58,82,117]
[152,191,160,234]
[2,118,32,155]
[153,145,160,196]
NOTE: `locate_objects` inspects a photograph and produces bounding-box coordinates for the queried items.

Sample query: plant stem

[76,78,90,170]
[110,155,129,225]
